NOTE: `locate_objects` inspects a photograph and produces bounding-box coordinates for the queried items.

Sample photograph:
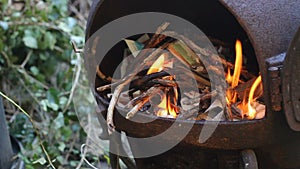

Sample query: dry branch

[106,23,171,134]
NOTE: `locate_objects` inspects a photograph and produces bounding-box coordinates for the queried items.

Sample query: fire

[226,40,263,119]
[247,75,262,119]
[147,54,178,118]
[147,54,165,74]
[226,40,243,106]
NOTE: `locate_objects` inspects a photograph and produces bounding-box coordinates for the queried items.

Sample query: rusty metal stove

[84,0,300,168]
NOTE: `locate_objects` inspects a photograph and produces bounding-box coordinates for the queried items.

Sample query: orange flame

[147,54,178,117]
[226,40,243,105]
[232,40,243,88]
[226,40,263,119]
[247,75,262,119]
[147,54,165,74]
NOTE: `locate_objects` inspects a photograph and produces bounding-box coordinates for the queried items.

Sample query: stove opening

[95,31,265,122]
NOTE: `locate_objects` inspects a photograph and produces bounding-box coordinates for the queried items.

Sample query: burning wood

[96,23,266,134]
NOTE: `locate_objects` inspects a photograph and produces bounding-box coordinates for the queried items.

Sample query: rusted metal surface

[266,53,286,112]
[219,0,300,60]
[283,28,300,131]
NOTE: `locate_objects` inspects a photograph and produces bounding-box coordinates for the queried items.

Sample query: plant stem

[0,91,56,169]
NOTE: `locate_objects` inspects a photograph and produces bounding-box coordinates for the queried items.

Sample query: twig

[7,21,67,33]
[106,23,171,134]
[63,52,81,113]
[168,40,206,73]
[71,41,84,53]
[77,144,98,169]
[97,70,170,92]
[18,78,40,105]
[177,66,210,86]
[126,86,162,119]
[130,71,170,89]
[145,22,170,48]
[17,68,49,89]
[127,22,170,70]
[76,113,96,169]
[96,66,116,82]
[0,91,56,169]
[163,31,226,77]
[107,45,168,133]
[177,106,199,120]
[182,90,217,105]
[20,50,32,68]
[64,133,78,164]
[1,51,12,67]
[97,81,118,92]
[2,50,48,90]
[69,4,87,28]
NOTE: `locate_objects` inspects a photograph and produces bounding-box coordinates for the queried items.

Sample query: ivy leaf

[30,66,39,76]
[46,88,59,104]
[22,36,38,49]
[53,112,64,130]
[0,21,8,30]
[58,22,71,33]
[58,142,66,152]
[46,88,59,110]
[44,32,56,50]
[56,156,64,164]
[67,17,77,29]
[59,96,68,109]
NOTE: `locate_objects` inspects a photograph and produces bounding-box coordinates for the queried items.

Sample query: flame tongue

[226,40,243,107]
[226,40,263,119]
[231,40,243,88]
[246,75,262,119]
[147,54,178,118]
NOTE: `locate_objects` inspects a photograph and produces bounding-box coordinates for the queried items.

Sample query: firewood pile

[95,23,265,134]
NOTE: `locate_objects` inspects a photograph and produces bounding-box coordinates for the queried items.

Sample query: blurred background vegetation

[0,0,109,168]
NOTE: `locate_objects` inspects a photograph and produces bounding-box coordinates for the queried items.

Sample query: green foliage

[0,0,96,168]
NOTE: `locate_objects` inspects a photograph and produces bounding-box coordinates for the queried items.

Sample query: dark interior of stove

[86,1,300,169]
[93,0,260,90]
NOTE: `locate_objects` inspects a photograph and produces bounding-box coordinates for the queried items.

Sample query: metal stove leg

[241,149,258,169]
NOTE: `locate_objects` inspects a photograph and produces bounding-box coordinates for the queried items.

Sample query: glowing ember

[226,40,264,119]
[147,54,178,118]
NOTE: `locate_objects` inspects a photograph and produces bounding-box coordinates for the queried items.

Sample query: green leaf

[56,156,64,164]
[70,35,84,44]
[60,126,72,141]
[59,96,67,109]
[0,39,4,51]
[46,88,60,111]
[22,36,38,49]
[53,112,64,129]
[44,32,57,50]
[30,66,39,76]
[40,100,48,111]
[0,21,8,30]
[58,142,66,152]
[58,22,71,33]
[70,161,78,167]
[67,17,77,29]
[46,88,59,105]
